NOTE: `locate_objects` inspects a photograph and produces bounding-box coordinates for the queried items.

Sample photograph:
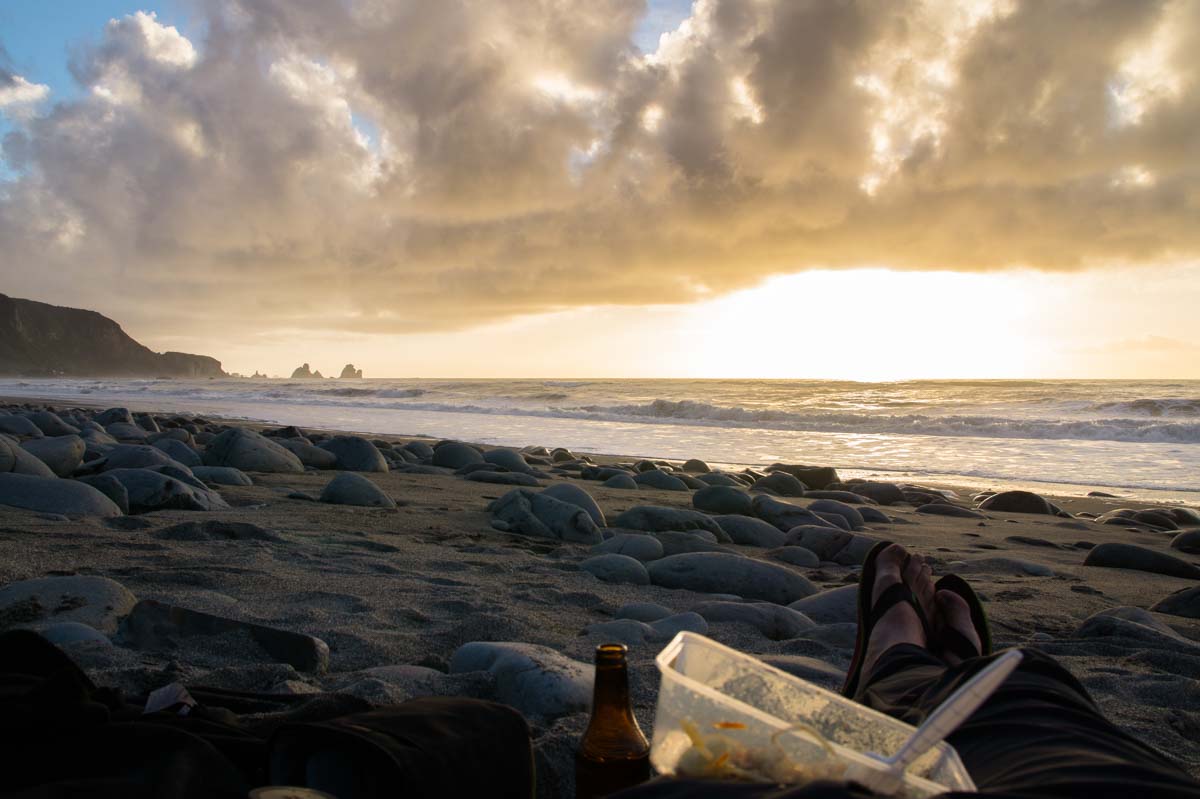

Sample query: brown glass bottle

[575,644,651,799]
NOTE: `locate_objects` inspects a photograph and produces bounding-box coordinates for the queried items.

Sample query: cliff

[0,293,226,378]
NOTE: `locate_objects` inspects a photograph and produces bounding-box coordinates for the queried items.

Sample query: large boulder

[808,499,865,531]
[695,473,746,487]
[916,504,987,519]
[768,547,821,568]
[1151,586,1200,619]
[0,437,55,477]
[19,435,84,477]
[75,474,131,514]
[449,642,592,719]
[105,422,149,442]
[846,482,905,505]
[978,490,1055,515]
[0,473,122,517]
[712,515,787,548]
[319,473,397,509]
[590,533,663,562]
[693,486,754,516]
[540,483,605,527]
[580,554,650,585]
[633,470,689,491]
[0,575,136,634]
[785,527,880,566]
[277,438,339,469]
[612,506,728,540]
[788,585,859,624]
[1083,543,1200,579]
[103,468,230,513]
[603,474,639,490]
[752,472,807,497]
[319,436,389,472]
[95,408,134,426]
[752,494,838,532]
[766,464,840,490]
[84,444,186,473]
[0,414,43,438]
[1172,530,1200,555]
[432,442,484,469]
[692,601,816,640]
[653,531,734,556]
[647,553,818,604]
[191,466,253,486]
[682,459,711,473]
[203,428,304,473]
[466,471,541,486]
[482,448,533,474]
[488,489,602,544]
[151,438,202,468]
[28,411,79,437]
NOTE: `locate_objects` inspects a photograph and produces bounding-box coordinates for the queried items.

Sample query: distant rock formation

[290,363,325,379]
[0,293,225,378]
[339,364,364,379]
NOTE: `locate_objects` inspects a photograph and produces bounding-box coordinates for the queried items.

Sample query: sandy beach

[3,399,1200,797]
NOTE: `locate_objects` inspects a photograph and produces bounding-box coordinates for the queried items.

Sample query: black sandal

[934,574,993,660]
[841,541,934,697]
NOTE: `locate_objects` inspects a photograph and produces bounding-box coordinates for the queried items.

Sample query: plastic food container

[651,632,976,796]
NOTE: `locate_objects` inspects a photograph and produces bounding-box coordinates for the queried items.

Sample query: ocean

[3,378,1198,502]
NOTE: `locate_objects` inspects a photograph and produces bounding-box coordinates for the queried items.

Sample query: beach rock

[276,439,339,469]
[752,494,838,532]
[20,435,85,477]
[693,486,754,516]
[104,468,230,513]
[339,364,363,379]
[956,557,1055,577]
[85,444,185,474]
[847,482,906,505]
[119,600,330,672]
[602,474,639,490]
[191,466,253,486]
[803,490,874,504]
[761,656,844,690]
[540,483,605,527]
[154,520,283,542]
[0,473,122,517]
[483,448,532,473]
[1084,543,1200,579]
[29,621,111,647]
[450,642,592,719]
[752,472,807,497]
[612,506,728,541]
[134,414,160,433]
[682,459,711,473]
[788,585,859,624]
[1171,530,1200,555]
[150,437,201,467]
[978,490,1055,515]
[467,471,541,486]
[580,619,655,646]
[616,602,674,622]
[1151,587,1200,618]
[204,428,304,473]
[814,512,851,531]
[75,474,131,514]
[767,546,821,568]
[488,489,602,544]
[95,408,134,426]
[431,442,484,469]
[712,515,787,548]
[766,464,840,490]
[916,504,986,519]
[0,575,136,634]
[693,601,816,640]
[317,436,389,472]
[633,469,688,491]
[1074,609,1196,649]
[105,422,149,442]
[1132,510,1178,530]
[1166,508,1200,527]
[0,437,55,477]
[591,533,663,562]
[695,473,744,487]
[652,531,733,556]
[0,414,43,438]
[319,473,396,509]
[785,527,880,566]
[648,612,709,640]
[808,500,865,531]
[857,506,891,524]
[647,553,818,604]
[27,411,79,437]
[400,441,434,460]
[580,554,650,585]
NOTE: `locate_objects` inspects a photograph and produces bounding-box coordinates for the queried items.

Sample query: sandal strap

[867,583,918,630]
[941,627,981,661]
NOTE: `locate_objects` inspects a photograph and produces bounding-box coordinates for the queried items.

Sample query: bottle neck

[592,659,632,717]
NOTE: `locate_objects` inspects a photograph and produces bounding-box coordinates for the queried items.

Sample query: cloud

[0,0,1198,344]
[0,72,50,114]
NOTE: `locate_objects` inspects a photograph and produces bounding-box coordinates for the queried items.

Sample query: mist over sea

[3,378,1198,500]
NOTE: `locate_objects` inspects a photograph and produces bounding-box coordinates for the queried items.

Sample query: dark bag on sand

[0,630,535,799]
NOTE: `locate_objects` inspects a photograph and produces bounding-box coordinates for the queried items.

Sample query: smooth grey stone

[319,436,389,472]
[0,415,43,438]
[693,601,816,639]
[105,422,149,442]
[27,621,111,647]
[20,435,84,477]
[808,499,865,531]
[652,531,734,556]
[602,474,638,490]
[1090,606,1178,636]
[956,557,1056,577]
[845,482,905,505]
[483,448,532,473]
[85,444,187,473]
[693,486,754,516]
[612,506,728,540]
[1084,543,1200,579]
[148,428,193,445]
[319,473,396,508]
[616,602,674,622]
[753,472,807,497]
[798,622,858,650]
[154,520,282,542]
[449,642,592,719]
[768,546,820,568]
[488,489,602,544]
[1074,611,1197,650]
[833,534,882,566]
[788,585,859,624]
[0,436,56,477]
[978,490,1055,515]
[0,575,136,633]
[784,527,879,566]
[74,474,130,514]
[432,442,484,469]
[403,441,435,459]
[648,612,708,640]
[540,483,605,527]
[1151,586,1200,618]
[151,437,202,467]
[647,553,818,604]
[1166,507,1200,527]
[103,468,230,513]
[682,459,711,473]
[191,466,253,486]
[916,503,987,519]
[813,512,851,531]
[633,469,688,491]
[580,554,650,585]
[467,471,540,486]
[591,533,664,562]
[857,506,891,524]
[765,464,840,490]
[713,515,787,548]
[551,447,576,462]
[582,466,635,481]
[392,464,453,476]
[119,599,330,672]
[28,411,79,437]
[582,618,655,646]
[204,428,304,473]
[277,438,339,468]
[752,494,838,532]
[0,473,122,517]
[1133,510,1179,530]
[95,408,134,426]
[804,490,873,504]
[694,473,744,487]
[761,655,844,690]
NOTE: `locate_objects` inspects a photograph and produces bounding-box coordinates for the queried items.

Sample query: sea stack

[291,363,324,379]
[339,364,364,379]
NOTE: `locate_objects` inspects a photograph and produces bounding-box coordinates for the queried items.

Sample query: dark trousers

[618,644,1200,798]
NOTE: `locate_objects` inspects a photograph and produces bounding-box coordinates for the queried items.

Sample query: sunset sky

[1,0,1198,379]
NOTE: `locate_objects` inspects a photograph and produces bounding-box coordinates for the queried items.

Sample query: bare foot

[862,545,936,676]
[936,589,982,666]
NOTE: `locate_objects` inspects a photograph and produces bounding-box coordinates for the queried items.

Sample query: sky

[1,0,1198,380]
